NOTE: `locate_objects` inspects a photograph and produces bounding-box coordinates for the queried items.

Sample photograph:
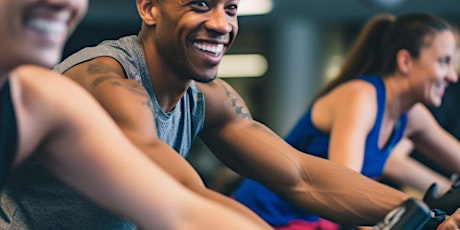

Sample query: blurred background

[63,0,460,194]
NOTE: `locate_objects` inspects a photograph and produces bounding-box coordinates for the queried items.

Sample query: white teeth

[54,11,71,21]
[27,18,67,34]
[193,42,224,56]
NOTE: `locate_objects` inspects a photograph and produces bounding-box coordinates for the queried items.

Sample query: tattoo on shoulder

[86,63,123,76]
[86,64,122,87]
[86,63,154,111]
[221,81,252,120]
[91,75,119,87]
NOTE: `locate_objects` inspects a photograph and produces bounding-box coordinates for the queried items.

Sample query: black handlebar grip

[422,209,446,230]
[373,198,431,230]
[423,181,460,215]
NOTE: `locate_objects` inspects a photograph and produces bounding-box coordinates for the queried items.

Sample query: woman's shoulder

[328,77,378,102]
[10,65,94,111]
[317,77,379,121]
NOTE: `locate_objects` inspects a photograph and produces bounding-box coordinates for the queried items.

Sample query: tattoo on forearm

[222,82,252,119]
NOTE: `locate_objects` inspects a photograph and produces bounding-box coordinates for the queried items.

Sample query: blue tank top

[233,75,407,226]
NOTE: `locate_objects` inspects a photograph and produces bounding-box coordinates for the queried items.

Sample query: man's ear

[136,0,158,26]
[396,49,411,75]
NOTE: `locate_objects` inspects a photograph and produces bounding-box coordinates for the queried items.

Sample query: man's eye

[227,4,237,10]
[192,1,208,8]
[226,4,238,15]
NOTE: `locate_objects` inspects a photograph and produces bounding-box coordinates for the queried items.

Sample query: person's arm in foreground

[198,78,409,226]
[10,65,268,230]
[383,138,453,196]
[405,104,460,178]
[61,57,272,229]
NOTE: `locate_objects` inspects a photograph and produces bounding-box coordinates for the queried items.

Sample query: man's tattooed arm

[85,63,153,110]
[219,80,280,138]
[220,80,252,120]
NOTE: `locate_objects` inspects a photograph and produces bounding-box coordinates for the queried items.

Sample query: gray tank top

[55,35,205,157]
[0,35,205,230]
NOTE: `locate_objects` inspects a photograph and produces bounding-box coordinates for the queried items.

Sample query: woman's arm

[319,80,378,172]
[406,104,460,178]
[383,138,452,196]
[10,65,269,230]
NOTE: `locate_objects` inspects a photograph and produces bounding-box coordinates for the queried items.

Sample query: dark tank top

[0,80,18,186]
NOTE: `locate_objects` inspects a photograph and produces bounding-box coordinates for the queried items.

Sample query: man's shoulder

[55,34,140,74]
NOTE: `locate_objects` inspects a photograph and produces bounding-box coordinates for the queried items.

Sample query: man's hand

[437,208,460,230]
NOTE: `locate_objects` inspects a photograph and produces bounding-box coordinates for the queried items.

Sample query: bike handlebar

[371,179,460,229]
[423,179,460,215]
[373,198,450,230]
